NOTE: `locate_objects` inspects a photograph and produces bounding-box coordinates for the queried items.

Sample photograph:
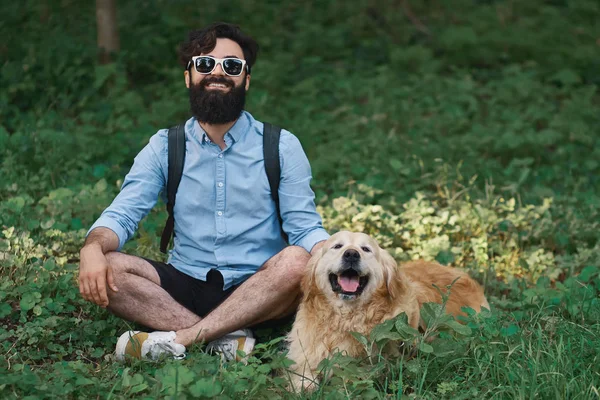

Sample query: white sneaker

[115,330,186,361]
[205,329,256,362]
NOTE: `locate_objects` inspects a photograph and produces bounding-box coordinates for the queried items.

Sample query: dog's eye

[361,246,371,253]
[332,243,343,249]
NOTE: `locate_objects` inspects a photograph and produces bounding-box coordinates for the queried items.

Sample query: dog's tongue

[338,275,360,292]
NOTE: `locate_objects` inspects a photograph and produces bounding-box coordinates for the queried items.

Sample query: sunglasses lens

[223,59,244,76]
[195,57,215,73]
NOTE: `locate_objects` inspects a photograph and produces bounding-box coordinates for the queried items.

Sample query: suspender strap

[160,124,186,253]
[263,122,288,242]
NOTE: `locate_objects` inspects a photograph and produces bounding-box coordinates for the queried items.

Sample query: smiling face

[308,231,398,305]
[185,38,251,125]
[184,37,251,91]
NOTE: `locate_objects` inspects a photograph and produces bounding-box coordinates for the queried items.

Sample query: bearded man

[78,22,329,361]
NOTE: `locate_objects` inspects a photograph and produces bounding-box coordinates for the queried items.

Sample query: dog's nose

[343,249,360,261]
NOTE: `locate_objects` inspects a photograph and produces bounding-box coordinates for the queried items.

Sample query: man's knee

[105,251,127,275]
[104,252,160,291]
[104,252,126,302]
[105,252,154,277]
[264,246,311,282]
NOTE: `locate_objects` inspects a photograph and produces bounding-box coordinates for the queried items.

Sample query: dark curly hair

[178,22,259,74]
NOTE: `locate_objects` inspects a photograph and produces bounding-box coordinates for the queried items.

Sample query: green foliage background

[1,0,599,398]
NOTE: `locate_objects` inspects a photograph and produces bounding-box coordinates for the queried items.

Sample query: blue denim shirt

[88,111,329,289]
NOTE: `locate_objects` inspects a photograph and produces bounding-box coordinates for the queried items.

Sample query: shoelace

[153,340,186,360]
[207,340,237,361]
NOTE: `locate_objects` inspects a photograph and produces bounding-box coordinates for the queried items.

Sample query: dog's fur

[287,231,489,391]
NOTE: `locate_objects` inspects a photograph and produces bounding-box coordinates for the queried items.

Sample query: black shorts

[144,258,236,318]
[144,258,294,329]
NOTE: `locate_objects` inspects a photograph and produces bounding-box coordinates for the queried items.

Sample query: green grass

[1,0,599,398]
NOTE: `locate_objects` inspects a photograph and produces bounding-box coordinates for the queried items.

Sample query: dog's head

[303,231,405,307]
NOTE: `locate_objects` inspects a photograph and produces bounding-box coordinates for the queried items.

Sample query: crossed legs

[106,246,311,346]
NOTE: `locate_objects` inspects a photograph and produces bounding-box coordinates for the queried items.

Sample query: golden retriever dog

[287,231,489,391]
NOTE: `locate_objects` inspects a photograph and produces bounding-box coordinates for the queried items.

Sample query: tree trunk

[96,0,120,64]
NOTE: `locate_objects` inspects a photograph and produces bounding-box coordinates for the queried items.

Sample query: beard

[189,76,247,125]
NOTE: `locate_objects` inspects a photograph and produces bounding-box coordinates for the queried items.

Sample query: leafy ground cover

[1,0,599,398]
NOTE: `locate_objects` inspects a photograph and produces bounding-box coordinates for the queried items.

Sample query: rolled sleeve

[278,131,330,250]
[87,215,130,251]
[86,131,168,250]
[297,229,330,254]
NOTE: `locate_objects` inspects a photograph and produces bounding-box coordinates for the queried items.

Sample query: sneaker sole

[115,330,140,362]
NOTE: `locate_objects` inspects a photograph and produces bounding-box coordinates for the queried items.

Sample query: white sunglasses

[187,55,249,77]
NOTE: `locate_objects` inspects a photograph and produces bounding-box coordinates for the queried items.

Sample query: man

[78,22,329,361]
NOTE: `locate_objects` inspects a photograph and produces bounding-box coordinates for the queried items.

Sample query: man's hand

[79,244,118,307]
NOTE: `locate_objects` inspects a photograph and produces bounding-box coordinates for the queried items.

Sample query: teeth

[208,83,227,88]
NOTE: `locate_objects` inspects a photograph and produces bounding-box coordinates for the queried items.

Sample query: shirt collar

[227,111,250,143]
[190,111,250,145]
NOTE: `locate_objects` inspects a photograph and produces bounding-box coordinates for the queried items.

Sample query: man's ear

[184,70,191,88]
[245,73,251,91]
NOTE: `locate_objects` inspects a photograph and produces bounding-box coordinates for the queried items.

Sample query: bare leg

[175,246,310,346]
[105,252,201,330]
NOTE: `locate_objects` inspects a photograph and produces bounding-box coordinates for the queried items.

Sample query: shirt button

[217,211,223,216]
[218,154,223,158]
[218,182,223,187]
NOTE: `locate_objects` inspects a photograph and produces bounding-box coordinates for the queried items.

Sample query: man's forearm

[83,227,120,254]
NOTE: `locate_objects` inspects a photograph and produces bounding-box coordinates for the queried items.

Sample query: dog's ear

[380,249,405,299]
[301,247,324,296]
